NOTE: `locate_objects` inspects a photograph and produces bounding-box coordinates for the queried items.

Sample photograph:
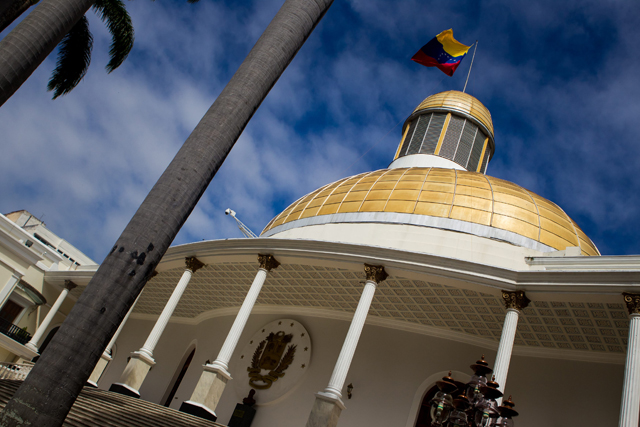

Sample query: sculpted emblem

[248,331,297,389]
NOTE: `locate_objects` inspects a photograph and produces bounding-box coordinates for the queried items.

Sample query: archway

[162,344,196,407]
[405,370,470,427]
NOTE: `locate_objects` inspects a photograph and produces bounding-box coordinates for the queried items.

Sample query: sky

[1,0,639,261]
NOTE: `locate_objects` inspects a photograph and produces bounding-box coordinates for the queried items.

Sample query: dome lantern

[390,91,495,173]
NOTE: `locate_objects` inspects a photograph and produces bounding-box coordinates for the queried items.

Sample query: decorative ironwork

[0,318,31,345]
[185,256,205,273]
[501,291,530,311]
[364,264,388,284]
[258,254,280,272]
[247,331,296,389]
[623,293,640,315]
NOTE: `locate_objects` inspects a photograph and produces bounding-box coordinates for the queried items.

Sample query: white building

[4,91,640,427]
[0,210,97,371]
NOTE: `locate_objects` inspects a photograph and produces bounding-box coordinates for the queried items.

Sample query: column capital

[64,280,77,291]
[501,290,530,311]
[623,293,640,315]
[185,256,205,273]
[258,254,280,271]
[364,264,388,284]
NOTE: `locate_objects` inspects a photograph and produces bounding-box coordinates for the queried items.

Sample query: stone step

[0,380,227,427]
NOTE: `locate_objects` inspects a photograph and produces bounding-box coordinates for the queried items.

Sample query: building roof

[262,167,600,256]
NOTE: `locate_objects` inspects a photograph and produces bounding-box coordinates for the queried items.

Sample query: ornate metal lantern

[429,372,458,425]
[429,356,520,427]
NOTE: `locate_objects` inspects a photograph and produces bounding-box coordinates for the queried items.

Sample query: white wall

[100,313,623,427]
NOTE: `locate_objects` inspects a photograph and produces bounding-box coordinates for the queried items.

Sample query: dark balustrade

[0,317,31,345]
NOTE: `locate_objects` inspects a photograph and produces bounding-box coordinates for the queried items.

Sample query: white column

[111,257,204,397]
[0,274,20,309]
[493,309,519,391]
[323,265,387,399]
[181,255,279,420]
[307,264,387,427]
[492,290,529,399]
[137,257,203,359]
[25,280,76,352]
[105,294,141,357]
[619,293,640,427]
[209,255,279,375]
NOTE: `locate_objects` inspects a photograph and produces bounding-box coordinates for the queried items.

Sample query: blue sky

[1,0,639,261]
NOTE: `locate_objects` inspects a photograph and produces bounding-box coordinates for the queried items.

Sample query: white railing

[0,362,34,381]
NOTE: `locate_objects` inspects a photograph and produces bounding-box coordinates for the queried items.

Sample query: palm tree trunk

[0,0,334,425]
[0,0,94,106]
[0,0,39,34]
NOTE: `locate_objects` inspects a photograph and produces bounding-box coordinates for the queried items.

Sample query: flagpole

[462,40,478,93]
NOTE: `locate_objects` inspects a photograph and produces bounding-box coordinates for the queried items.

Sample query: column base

[180,364,231,419]
[179,400,217,422]
[88,352,112,386]
[110,350,156,397]
[109,382,141,398]
[306,392,345,427]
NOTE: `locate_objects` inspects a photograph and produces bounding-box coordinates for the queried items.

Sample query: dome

[262,167,600,256]
[413,90,494,138]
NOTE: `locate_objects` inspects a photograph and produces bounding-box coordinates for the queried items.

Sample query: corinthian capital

[64,280,77,291]
[364,264,388,284]
[185,256,205,273]
[623,293,640,315]
[501,290,530,311]
[258,254,280,272]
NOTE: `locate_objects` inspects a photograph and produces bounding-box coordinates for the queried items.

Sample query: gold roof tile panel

[262,167,600,255]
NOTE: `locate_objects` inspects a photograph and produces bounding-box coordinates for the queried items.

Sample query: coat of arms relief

[248,331,297,389]
[234,319,311,405]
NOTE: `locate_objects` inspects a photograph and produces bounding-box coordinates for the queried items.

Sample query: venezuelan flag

[412,29,471,76]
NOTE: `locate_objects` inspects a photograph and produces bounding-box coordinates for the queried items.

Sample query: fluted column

[493,290,530,398]
[87,293,142,387]
[25,281,76,352]
[110,258,203,397]
[180,254,279,422]
[306,264,387,427]
[619,293,640,427]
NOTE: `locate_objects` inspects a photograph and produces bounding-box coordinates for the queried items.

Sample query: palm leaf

[92,0,134,73]
[47,15,93,99]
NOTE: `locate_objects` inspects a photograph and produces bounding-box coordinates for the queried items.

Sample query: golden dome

[413,91,494,139]
[262,167,599,256]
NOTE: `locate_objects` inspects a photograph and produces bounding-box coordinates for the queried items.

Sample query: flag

[412,29,471,76]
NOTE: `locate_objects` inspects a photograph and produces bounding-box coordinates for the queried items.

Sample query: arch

[404,370,470,427]
[161,341,197,407]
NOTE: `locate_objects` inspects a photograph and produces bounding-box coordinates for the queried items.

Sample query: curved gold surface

[262,168,599,256]
[413,91,494,138]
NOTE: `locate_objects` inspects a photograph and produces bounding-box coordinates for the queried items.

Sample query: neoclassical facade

[4,92,640,427]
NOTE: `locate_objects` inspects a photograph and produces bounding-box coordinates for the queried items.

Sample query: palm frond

[93,0,134,73]
[47,16,93,99]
